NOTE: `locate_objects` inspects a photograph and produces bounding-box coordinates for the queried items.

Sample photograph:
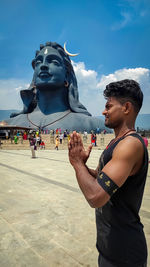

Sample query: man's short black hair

[103,79,143,113]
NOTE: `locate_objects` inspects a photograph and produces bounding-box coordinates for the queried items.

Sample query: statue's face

[34,47,66,88]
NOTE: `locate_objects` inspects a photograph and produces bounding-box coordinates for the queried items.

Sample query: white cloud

[0,65,150,116]
[0,79,30,110]
[72,61,102,116]
[111,0,150,31]
[97,67,150,114]
[72,61,98,90]
[111,12,132,31]
[97,67,150,89]
[72,62,150,115]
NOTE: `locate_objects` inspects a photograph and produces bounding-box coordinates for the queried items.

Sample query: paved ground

[0,149,149,267]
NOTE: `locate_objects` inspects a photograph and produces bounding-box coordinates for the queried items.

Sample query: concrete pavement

[0,149,149,267]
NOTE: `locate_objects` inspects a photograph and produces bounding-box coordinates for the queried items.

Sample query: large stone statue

[6,42,107,132]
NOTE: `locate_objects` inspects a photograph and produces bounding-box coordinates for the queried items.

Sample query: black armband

[97,171,119,196]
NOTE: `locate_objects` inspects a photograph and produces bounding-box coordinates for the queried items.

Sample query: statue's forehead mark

[44,48,48,55]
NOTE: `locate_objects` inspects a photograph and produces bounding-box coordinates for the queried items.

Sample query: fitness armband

[97,171,119,196]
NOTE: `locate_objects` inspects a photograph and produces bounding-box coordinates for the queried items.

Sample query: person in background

[94,133,97,146]
[55,135,59,150]
[5,131,9,140]
[83,131,88,143]
[29,134,36,158]
[14,135,18,144]
[36,134,41,149]
[67,133,71,143]
[40,140,45,149]
[23,131,27,140]
[91,132,96,146]
[59,133,63,144]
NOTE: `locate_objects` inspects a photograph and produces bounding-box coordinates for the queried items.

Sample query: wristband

[97,171,119,196]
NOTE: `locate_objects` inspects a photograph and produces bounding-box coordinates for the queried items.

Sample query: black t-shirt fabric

[96,133,148,266]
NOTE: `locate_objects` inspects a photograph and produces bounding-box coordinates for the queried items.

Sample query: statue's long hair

[31,42,91,116]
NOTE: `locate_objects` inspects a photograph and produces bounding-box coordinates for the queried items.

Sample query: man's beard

[105,120,121,129]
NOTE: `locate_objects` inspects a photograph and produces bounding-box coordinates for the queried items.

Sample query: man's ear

[123,102,132,114]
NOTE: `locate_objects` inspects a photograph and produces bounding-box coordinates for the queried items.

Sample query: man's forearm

[72,162,99,207]
[85,166,98,178]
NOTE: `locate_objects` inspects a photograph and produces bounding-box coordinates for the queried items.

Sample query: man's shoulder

[122,134,143,148]
[114,134,144,161]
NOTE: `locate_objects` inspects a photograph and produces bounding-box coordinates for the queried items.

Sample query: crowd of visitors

[0,128,149,156]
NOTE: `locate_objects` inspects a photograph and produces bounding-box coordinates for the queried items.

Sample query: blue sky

[0,0,150,115]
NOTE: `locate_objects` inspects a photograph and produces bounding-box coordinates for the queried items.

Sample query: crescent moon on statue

[64,42,79,57]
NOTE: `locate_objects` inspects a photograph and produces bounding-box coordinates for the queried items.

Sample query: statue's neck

[36,86,70,114]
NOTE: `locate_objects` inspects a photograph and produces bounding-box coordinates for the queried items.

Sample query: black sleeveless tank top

[96,133,149,266]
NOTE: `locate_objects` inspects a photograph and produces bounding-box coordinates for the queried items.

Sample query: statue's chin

[36,81,64,90]
[36,82,49,89]
[35,82,55,90]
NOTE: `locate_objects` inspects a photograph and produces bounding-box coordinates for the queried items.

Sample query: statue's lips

[38,72,52,78]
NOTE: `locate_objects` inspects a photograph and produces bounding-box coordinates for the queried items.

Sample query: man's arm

[68,132,109,207]
[68,131,98,178]
[68,132,144,208]
[86,165,99,178]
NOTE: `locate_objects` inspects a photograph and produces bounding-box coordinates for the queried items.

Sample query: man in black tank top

[68,79,148,267]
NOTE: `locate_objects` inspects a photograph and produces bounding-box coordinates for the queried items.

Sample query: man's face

[102,97,125,129]
[34,47,66,88]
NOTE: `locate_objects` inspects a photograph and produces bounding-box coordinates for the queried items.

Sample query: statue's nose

[40,64,49,71]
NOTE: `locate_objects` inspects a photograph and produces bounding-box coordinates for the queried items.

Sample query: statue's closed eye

[35,60,42,65]
[51,60,60,66]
